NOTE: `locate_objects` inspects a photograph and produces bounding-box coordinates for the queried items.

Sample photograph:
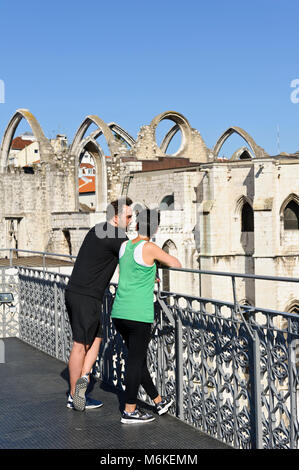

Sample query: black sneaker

[121,408,155,424]
[155,397,173,415]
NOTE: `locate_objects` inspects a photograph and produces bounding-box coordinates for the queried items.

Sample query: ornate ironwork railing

[1,264,298,449]
[0,267,19,338]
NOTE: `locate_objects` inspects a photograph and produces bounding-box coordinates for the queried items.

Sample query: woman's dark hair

[106,197,133,221]
[136,208,160,238]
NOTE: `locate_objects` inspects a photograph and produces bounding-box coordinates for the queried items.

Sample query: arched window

[160,194,174,211]
[284,200,299,230]
[239,149,252,160]
[241,202,254,232]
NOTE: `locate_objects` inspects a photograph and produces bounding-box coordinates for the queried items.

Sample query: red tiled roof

[23,160,41,167]
[11,136,35,150]
[79,162,95,168]
[79,176,95,193]
[141,156,198,172]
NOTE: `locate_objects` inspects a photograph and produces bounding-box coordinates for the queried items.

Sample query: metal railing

[0,248,75,271]
[0,249,298,449]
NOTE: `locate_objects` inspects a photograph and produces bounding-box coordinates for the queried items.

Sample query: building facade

[0,108,298,315]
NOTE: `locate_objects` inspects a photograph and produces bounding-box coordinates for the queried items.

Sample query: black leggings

[112,318,159,405]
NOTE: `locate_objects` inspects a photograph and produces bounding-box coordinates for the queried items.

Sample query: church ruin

[0,108,298,314]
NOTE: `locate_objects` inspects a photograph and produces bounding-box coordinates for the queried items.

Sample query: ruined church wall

[0,162,77,255]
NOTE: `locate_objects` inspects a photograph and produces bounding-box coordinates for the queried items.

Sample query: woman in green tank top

[111,208,182,424]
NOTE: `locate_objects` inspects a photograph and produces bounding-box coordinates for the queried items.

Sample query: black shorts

[65,290,103,345]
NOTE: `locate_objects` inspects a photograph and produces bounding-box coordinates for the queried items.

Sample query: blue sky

[1,0,299,156]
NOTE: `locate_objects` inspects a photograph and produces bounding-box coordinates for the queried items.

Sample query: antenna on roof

[276,124,280,154]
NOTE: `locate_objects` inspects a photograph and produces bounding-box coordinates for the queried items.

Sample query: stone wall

[0,109,298,316]
[195,158,299,312]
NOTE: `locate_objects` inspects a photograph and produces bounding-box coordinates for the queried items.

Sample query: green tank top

[111,239,156,323]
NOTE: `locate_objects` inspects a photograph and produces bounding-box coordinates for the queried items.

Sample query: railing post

[175,312,184,420]
[156,311,164,397]
[251,328,263,449]
[288,320,298,449]
[54,282,59,359]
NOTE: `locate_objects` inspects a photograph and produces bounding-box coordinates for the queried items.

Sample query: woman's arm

[143,242,182,268]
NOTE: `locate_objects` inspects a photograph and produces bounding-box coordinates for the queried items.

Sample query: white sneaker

[155,397,174,415]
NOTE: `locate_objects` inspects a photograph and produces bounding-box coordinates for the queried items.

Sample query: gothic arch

[282,300,299,352]
[86,122,136,150]
[235,195,254,216]
[150,111,192,157]
[284,299,299,314]
[162,239,178,254]
[108,123,136,148]
[0,109,53,172]
[70,115,124,206]
[231,146,254,161]
[159,193,174,210]
[69,115,120,160]
[280,193,299,232]
[279,193,299,216]
[77,136,108,212]
[160,124,180,154]
[213,126,268,160]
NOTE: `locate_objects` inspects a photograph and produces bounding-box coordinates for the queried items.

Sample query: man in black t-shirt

[65,197,133,411]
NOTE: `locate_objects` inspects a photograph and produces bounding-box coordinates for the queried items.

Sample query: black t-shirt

[66,221,128,300]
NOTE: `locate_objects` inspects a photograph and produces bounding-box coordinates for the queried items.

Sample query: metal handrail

[0,248,76,260]
[2,248,299,283]
[2,247,299,333]
[164,265,299,283]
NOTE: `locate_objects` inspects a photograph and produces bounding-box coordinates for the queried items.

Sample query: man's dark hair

[106,197,133,221]
[136,208,160,238]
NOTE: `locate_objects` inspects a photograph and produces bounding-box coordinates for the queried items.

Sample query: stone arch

[0,109,54,172]
[280,193,299,233]
[69,115,120,159]
[282,300,299,366]
[87,122,136,150]
[213,126,268,160]
[235,195,254,217]
[162,239,177,253]
[160,124,180,154]
[77,136,108,212]
[231,146,254,161]
[108,123,135,148]
[285,299,299,315]
[70,115,122,206]
[151,111,192,157]
[159,193,174,211]
[134,110,209,162]
[279,193,299,216]
[234,195,254,253]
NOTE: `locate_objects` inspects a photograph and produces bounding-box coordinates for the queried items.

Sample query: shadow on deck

[0,338,231,451]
